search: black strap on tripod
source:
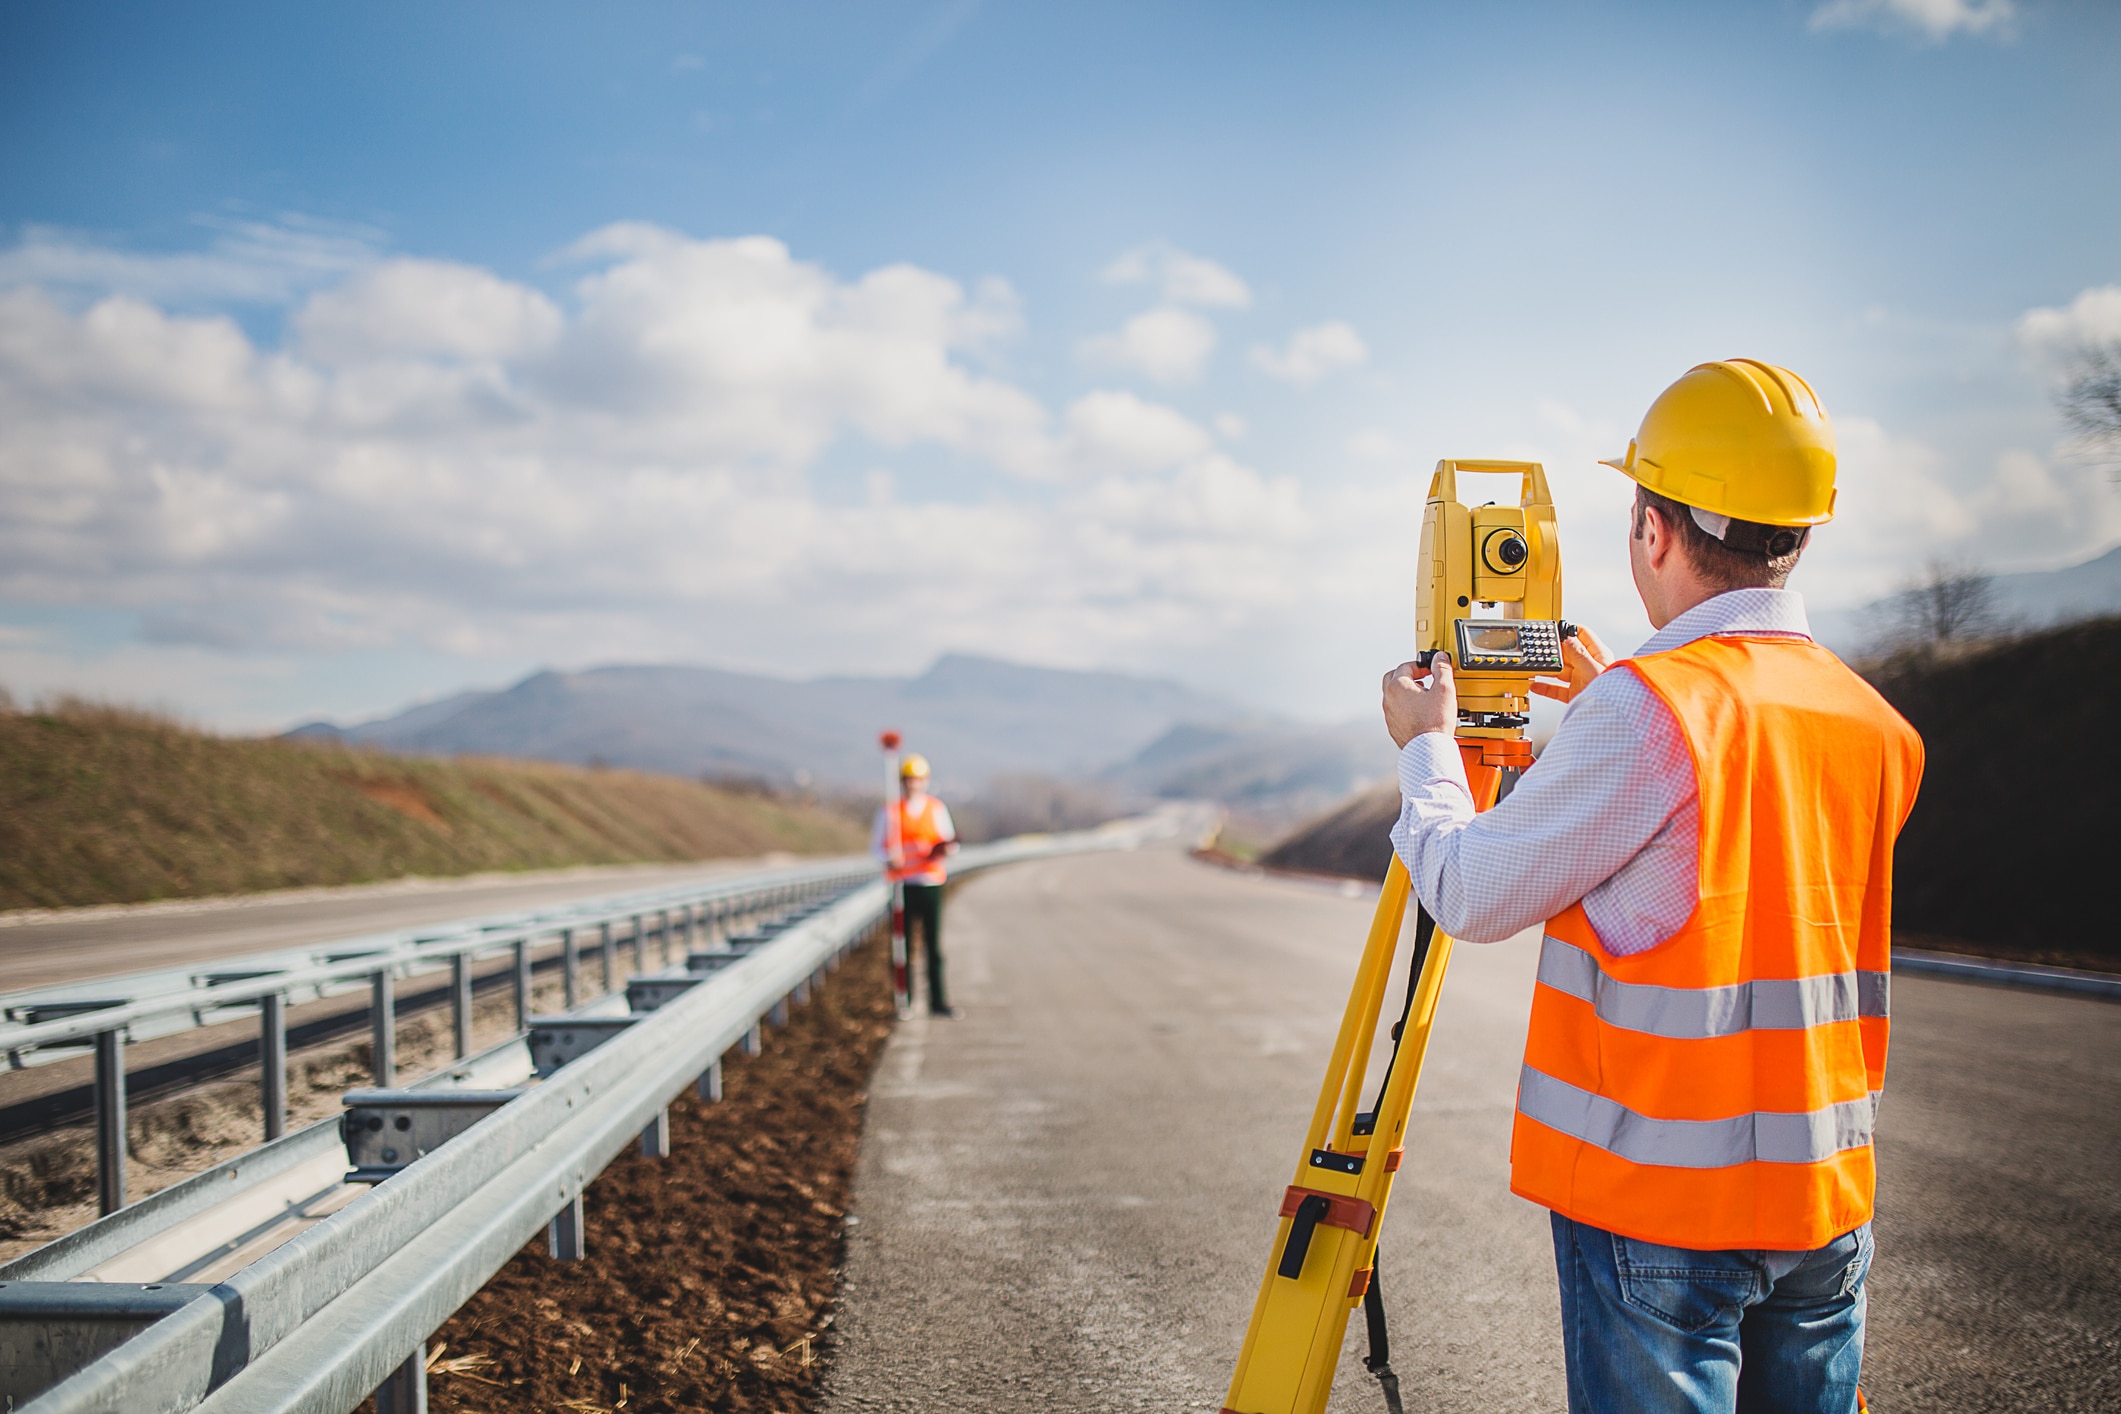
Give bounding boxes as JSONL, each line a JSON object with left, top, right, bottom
{"left": 1354, "top": 903, "right": 1436, "bottom": 1136}
{"left": 1350, "top": 903, "right": 1432, "bottom": 1414}
{"left": 1363, "top": 1244, "right": 1405, "bottom": 1413}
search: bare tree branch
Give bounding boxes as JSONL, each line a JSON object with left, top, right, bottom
{"left": 1884, "top": 560, "right": 1998, "bottom": 652}
{"left": 2059, "top": 340, "right": 2121, "bottom": 446}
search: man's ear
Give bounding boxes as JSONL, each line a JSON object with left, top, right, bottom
{"left": 1637, "top": 502, "right": 1675, "bottom": 571}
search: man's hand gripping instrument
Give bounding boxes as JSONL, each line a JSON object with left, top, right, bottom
{"left": 1221, "top": 461, "right": 1565, "bottom": 1414}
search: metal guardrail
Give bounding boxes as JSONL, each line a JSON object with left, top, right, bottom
{"left": 2, "top": 819, "right": 1169, "bottom": 1413}
{"left": 0, "top": 857, "right": 883, "bottom": 1217}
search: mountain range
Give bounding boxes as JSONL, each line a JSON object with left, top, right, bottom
{"left": 289, "top": 654, "right": 1398, "bottom": 812}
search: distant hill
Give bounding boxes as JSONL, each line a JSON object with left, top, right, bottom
{"left": 1812, "top": 543, "right": 2121, "bottom": 655}
{"left": 1106, "top": 719, "right": 1397, "bottom": 828}
{"left": 1, "top": 702, "right": 864, "bottom": 910}
{"left": 1255, "top": 614, "right": 2121, "bottom": 973}
{"left": 293, "top": 654, "right": 1246, "bottom": 792}
{"left": 1868, "top": 614, "right": 2120, "bottom": 971}
{"left": 1258, "top": 782, "right": 1400, "bottom": 881}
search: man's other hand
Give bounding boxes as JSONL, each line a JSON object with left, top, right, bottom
{"left": 1383, "top": 654, "right": 1456, "bottom": 748}
{"left": 1530, "top": 626, "right": 1613, "bottom": 705}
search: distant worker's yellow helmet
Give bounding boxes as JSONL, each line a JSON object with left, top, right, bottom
{"left": 1603, "top": 359, "right": 1837, "bottom": 527}
{"left": 899, "top": 754, "right": 931, "bottom": 780}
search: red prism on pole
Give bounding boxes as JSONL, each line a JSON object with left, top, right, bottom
{"left": 878, "top": 730, "right": 911, "bottom": 1016}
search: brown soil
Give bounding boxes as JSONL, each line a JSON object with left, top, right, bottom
{"left": 409, "top": 929, "right": 896, "bottom": 1414}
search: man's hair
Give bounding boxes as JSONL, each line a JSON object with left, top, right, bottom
{"left": 1632, "top": 486, "right": 1807, "bottom": 591}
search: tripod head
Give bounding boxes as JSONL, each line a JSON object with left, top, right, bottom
{"left": 1414, "top": 459, "right": 1567, "bottom": 739}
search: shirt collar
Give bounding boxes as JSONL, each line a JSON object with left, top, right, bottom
{"left": 1632, "top": 587, "right": 1811, "bottom": 658}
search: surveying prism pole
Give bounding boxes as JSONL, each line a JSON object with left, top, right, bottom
{"left": 1224, "top": 459, "right": 1564, "bottom": 1414}
{"left": 879, "top": 729, "right": 911, "bottom": 1015}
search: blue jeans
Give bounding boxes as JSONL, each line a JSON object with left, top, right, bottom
{"left": 1550, "top": 1212, "right": 1871, "bottom": 1414}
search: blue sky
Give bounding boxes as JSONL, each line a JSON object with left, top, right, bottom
{"left": 1, "top": 0, "right": 2117, "bottom": 729}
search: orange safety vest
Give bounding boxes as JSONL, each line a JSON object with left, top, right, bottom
{"left": 1510, "top": 635, "right": 1924, "bottom": 1251}
{"left": 888, "top": 795, "right": 952, "bottom": 884}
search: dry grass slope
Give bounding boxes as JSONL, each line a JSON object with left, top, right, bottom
{"left": 0, "top": 701, "right": 865, "bottom": 911}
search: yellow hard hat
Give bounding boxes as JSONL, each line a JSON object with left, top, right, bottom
{"left": 1602, "top": 359, "right": 1837, "bottom": 527}
{"left": 899, "top": 753, "right": 931, "bottom": 780}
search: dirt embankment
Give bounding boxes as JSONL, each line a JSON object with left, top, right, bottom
{"left": 408, "top": 931, "right": 898, "bottom": 1414}
{"left": 1866, "top": 614, "right": 2121, "bottom": 973}
{"left": 1256, "top": 615, "right": 2121, "bottom": 974}
{"left": 0, "top": 701, "right": 865, "bottom": 911}
{"left": 1257, "top": 782, "right": 1400, "bottom": 882}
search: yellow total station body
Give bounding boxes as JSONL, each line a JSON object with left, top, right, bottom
{"left": 1222, "top": 461, "right": 1563, "bottom": 1414}
{"left": 1414, "top": 459, "right": 1566, "bottom": 731}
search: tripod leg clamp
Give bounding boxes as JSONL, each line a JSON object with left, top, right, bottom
{"left": 1274, "top": 1185, "right": 1377, "bottom": 1280}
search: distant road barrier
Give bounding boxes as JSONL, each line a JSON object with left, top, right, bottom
{"left": 1893, "top": 946, "right": 2121, "bottom": 1001}
{"left": 0, "top": 817, "right": 1172, "bottom": 1413}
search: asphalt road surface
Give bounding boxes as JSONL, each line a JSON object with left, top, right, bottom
{"left": 0, "top": 858, "right": 808, "bottom": 993}
{"left": 822, "top": 847, "right": 2120, "bottom": 1413}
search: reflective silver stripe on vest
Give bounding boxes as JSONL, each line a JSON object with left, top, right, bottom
{"left": 1537, "top": 936, "right": 1890, "bottom": 1040}
{"left": 1518, "top": 1065, "right": 1880, "bottom": 1169}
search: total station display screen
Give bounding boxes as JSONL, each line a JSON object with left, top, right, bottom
{"left": 1465, "top": 624, "right": 1524, "bottom": 654}
{"left": 1453, "top": 618, "right": 1566, "bottom": 672}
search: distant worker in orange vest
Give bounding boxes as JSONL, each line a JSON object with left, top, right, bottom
{"left": 1381, "top": 361, "right": 1923, "bottom": 1414}
{"left": 874, "top": 753, "right": 961, "bottom": 1018}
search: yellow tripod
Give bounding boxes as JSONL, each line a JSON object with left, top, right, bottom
{"left": 1220, "top": 730, "right": 1526, "bottom": 1414}
{"left": 1226, "top": 458, "right": 1562, "bottom": 1412}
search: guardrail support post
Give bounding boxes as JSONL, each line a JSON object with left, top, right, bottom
{"left": 631, "top": 914, "right": 646, "bottom": 973}
{"left": 639, "top": 1107, "right": 670, "bottom": 1158}
{"left": 93, "top": 1028, "right": 127, "bottom": 1215}
{"left": 371, "top": 969, "right": 396, "bottom": 1085}
{"left": 562, "top": 927, "right": 579, "bottom": 1009}
{"left": 549, "top": 1192, "right": 585, "bottom": 1261}
{"left": 742, "top": 1022, "right": 763, "bottom": 1057}
{"left": 697, "top": 1059, "right": 723, "bottom": 1102}
{"left": 450, "top": 953, "right": 472, "bottom": 1060}
{"left": 261, "top": 991, "right": 287, "bottom": 1141}
{"left": 659, "top": 908, "right": 673, "bottom": 965}
{"left": 769, "top": 997, "right": 789, "bottom": 1028}
{"left": 794, "top": 976, "right": 812, "bottom": 1007}
{"left": 599, "top": 921, "right": 615, "bottom": 993}
{"left": 513, "top": 938, "right": 532, "bottom": 1028}
{"left": 374, "top": 1343, "right": 428, "bottom": 1414}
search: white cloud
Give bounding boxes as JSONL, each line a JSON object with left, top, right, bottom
{"left": 1213, "top": 412, "right": 1247, "bottom": 442}
{"left": 1808, "top": 0, "right": 2014, "bottom": 41}
{"left": 1062, "top": 391, "right": 1213, "bottom": 474}
{"left": 1099, "top": 243, "right": 1251, "bottom": 309}
{"left": 0, "top": 225, "right": 1378, "bottom": 714}
{"left": 1800, "top": 417, "right": 2121, "bottom": 605}
{"left": 2015, "top": 285, "right": 2121, "bottom": 376}
{"left": 295, "top": 260, "right": 563, "bottom": 364}
{"left": 0, "top": 217, "right": 379, "bottom": 306}
{"left": 1251, "top": 321, "right": 1367, "bottom": 386}
{"left": 1078, "top": 306, "right": 1218, "bottom": 384}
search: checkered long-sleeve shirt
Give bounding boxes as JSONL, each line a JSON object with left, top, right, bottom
{"left": 1388, "top": 589, "right": 1814, "bottom": 954}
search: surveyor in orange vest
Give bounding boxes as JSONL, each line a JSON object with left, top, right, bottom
{"left": 1381, "top": 361, "right": 1923, "bottom": 1414}
{"left": 873, "top": 753, "right": 960, "bottom": 1018}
